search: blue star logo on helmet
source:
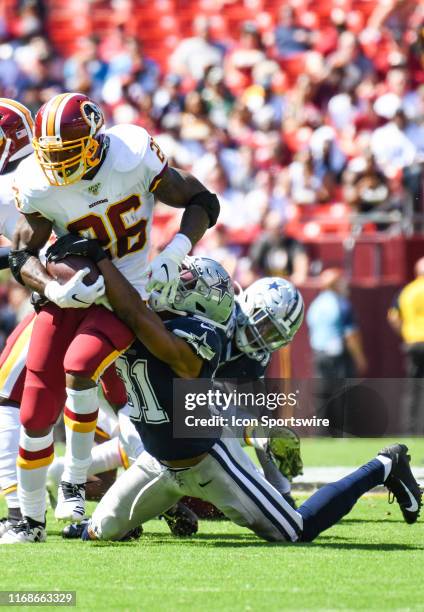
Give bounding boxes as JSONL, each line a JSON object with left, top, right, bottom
{"left": 268, "top": 281, "right": 280, "bottom": 291}
{"left": 210, "top": 270, "right": 232, "bottom": 304}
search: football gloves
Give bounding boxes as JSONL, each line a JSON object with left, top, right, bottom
{"left": 44, "top": 268, "right": 105, "bottom": 309}
{"left": 143, "top": 233, "right": 192, "bottom": 302}
{"left": 46, "top": 234, "right": 107, "bottom": 264}
{"left": 267, "top": 427, "right": 303, "bottom": 481}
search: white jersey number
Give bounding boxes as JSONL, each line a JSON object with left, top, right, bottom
{"left": 67, "top": 195, "right": 147, "bottom": 259}
{"left": 116, "top": 358, "right": 169, "bottom": 425}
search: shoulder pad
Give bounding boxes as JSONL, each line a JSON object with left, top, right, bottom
{"left": 167, "top": 318, "right": 221, "bottom": 362}
{"left": 106, "top": 124, "right": 150, "bottom": 173}
{"left": 14, "top": 154, "right": 51, "bottom": 200}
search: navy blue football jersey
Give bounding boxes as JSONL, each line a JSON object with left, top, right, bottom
{"left": 217, "top": 302, "right": 270, "bottom": 380}
{"left": 217, "top": 338, "right": 269, "bottom": 379}
{"left": 115, "top": 316, "right": 225, "bottom": 461}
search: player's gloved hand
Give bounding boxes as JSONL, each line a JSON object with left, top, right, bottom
{"left": 46, "top": 234, "right": 107, "bottom": 264}
{"left": 143, "top": 233, "right": 192, "bottom": 302}
{"left": 44, "top": 268, "right": 105, "bottom": 309}
{"left": 267, "top": 427, "right": 303, "bottom": 481}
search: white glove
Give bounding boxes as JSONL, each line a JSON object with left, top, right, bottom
{"left": 144, "top": 233, "right": 192, "bottom": 302}
{"left": 44, "top": 268, "right": 105, "bottom": 309}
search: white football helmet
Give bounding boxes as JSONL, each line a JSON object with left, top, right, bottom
{"left": 149, "top": 256, "right": 235, "bottom": 330}
{"left": 236, "top": 277, "right": 304, "bottom": 361}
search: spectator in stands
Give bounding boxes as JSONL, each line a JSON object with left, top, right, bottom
{"left": 306, "top": 269, "right": 367, "bottom": 435}
{"left": 180, "top": 91, "right": 214, "bottom": 151}
{"left": 200, "top": 66, "right": 234, "bottom": 130}
{"left": 63, "top": 36, "right": 108, "bottom": 97}
{"left": 169, "top": 16, "right": 224, "bottom": 81}
{"left": 371, "top": 100, "right": 418, "bottom": 176}
{"left": 249, "top": 210, "right": 309, "bottom": 285}
{"left": 326, "top": 31, "right": 374, "bottom": 90}
{"left": 225, "top": 22, "right": 266, "bottom": 89}
{"left": 153, "top": 74, "right": 184, "bottom": 123}
{"left": 343, "top": 152, "right": 391, "bottom": 214}
{"left": 372, "top": 100, "right": 423, "bottom": 211}
{"left": 388, "top": 257, "right": 424, "bottom": 433}
{"left": 287, "top": 148, "right": 332, "bottom": 206}
{"left": 310, "top": 125, "right": 346, "bottom": 182}
{"left": 273, "top": 6, "right": 313, "bottom": 59}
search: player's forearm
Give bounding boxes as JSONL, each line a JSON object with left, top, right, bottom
{"left": 179, "top": 205, "right": 210, "bottom": 247}
{"left": 10, "top": 213, "right": 53, "bottom": 290}
{"left": 98, "top": 259, "right": 178, "bottom": 360}
{"left": 154, "top": 167, "right": 220, "bottom": 246}
{"left": 20, "top": 256, "right": 53, "bottom": 293}
{"left": 98, "top": 258, "right": 201, "bottom": 377}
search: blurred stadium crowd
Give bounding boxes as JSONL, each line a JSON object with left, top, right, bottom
{"left": 0, "top": 0, "right": 423, "bottom": 348}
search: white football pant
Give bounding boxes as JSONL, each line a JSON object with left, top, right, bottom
{"left": 90, "top": 436, "right": 302, "bottom": 542}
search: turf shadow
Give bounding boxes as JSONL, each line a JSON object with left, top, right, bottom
{"left": 304, "top": 541, "right": 424, "bottom": 552}
{"left": 340, "top": 518, "right": 407, "bottom": 524}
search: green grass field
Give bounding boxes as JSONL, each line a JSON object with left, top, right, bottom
{"left": 1, "top": 438, "right": 424, "bottom": 611}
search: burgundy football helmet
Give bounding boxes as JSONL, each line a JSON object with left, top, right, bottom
{"left": 0, "top": 98, "right": 33, "bottom": 174}
{"left": 33, "top": 92, "right": 105, "bottom": 186}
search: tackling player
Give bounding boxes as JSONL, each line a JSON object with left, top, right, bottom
{"left": 206, "top": 278, "right": 304, "bottom": 506}
{"left": 8, "top": 92, "right": 220, "bottom": 538}
{"left": 46, "top": 246, "right": 421, "bottom": 543}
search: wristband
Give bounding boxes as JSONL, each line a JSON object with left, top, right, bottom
{"left": 165, "top": 233, "right": 192, "bottom": 262}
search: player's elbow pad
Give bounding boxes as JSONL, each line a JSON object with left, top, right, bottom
{"left": 0, "top": 246, "right": 11, "bottom": 271}
{"left": 187, "top": 191, "right": 220, "bottom": 228}
{"left": 8, "top": 248, "right": 37, "bottom": 285}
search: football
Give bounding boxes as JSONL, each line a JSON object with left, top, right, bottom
{"left": 46, "top": 255, "right": 100, "bottom": 287}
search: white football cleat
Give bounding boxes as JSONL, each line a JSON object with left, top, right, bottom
{"left": 46, "top": 459, "right": 64, "bottom": 509}
{"left": 55, "top": 481, "right": 86, "bottom": 522}
{"left": 0, "top": 520, "right": 46, "bottom": 544}
{"left": 0, "top": 518, "right": 12, "bottom": 538}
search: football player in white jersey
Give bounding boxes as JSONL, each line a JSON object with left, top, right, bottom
{"left": 0, "top": 98, "right": 36, "bottom": 536}
{"left": 7, "top": 92, "right": 220, "bottom": 541}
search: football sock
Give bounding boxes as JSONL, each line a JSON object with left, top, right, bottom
{"left": 376, "top": 454, "right": 392, "bottom": 481}
{"left": 17, "top": 429, "right": 53, "bottom": 524}
{"left": 255, "top": 448, "right": 291, "bottom": 495}
{"left": 298, "top": 458, "right": 385, "bottom": 542}
{"left": 62, "top": 387, "right": 98, "bottom": 485}
{"left": 90, "top": 437, "right": 123, "bottom": 473}
{"left": 0, "top": 404, "right": 20, "bottom": 511}
{"left": 50, "top": 438, "right": 124, "bottom": 484}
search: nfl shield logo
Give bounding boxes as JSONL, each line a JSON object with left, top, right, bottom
{"left": 88, "top": 182, "right": 101, "bottom": 196}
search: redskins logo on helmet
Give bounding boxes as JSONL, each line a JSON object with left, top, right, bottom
{"left": 0, "top": 98, "right": 34, "bottom": 174}
{"left": 33, "top": 92, "right": 106, "bottom": 187}
{"left": 80, "top": 101, "right": 104, "bottom": 132}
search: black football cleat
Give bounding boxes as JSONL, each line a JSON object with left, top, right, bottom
{"left": 62, "top": 518, "right": 143, "bottom": 541}
{"left": 62, "top": 518, "right": 89, "bottom": 539}
{"left": 160, "top": 502, "right": 198, "bottom": 536}
{"left": 378, "top": 443, "right": 422, "bottom": 524}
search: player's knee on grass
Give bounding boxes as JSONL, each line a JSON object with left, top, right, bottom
{"left": 91, "top": 506, "right": 130, "bottom": 541}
